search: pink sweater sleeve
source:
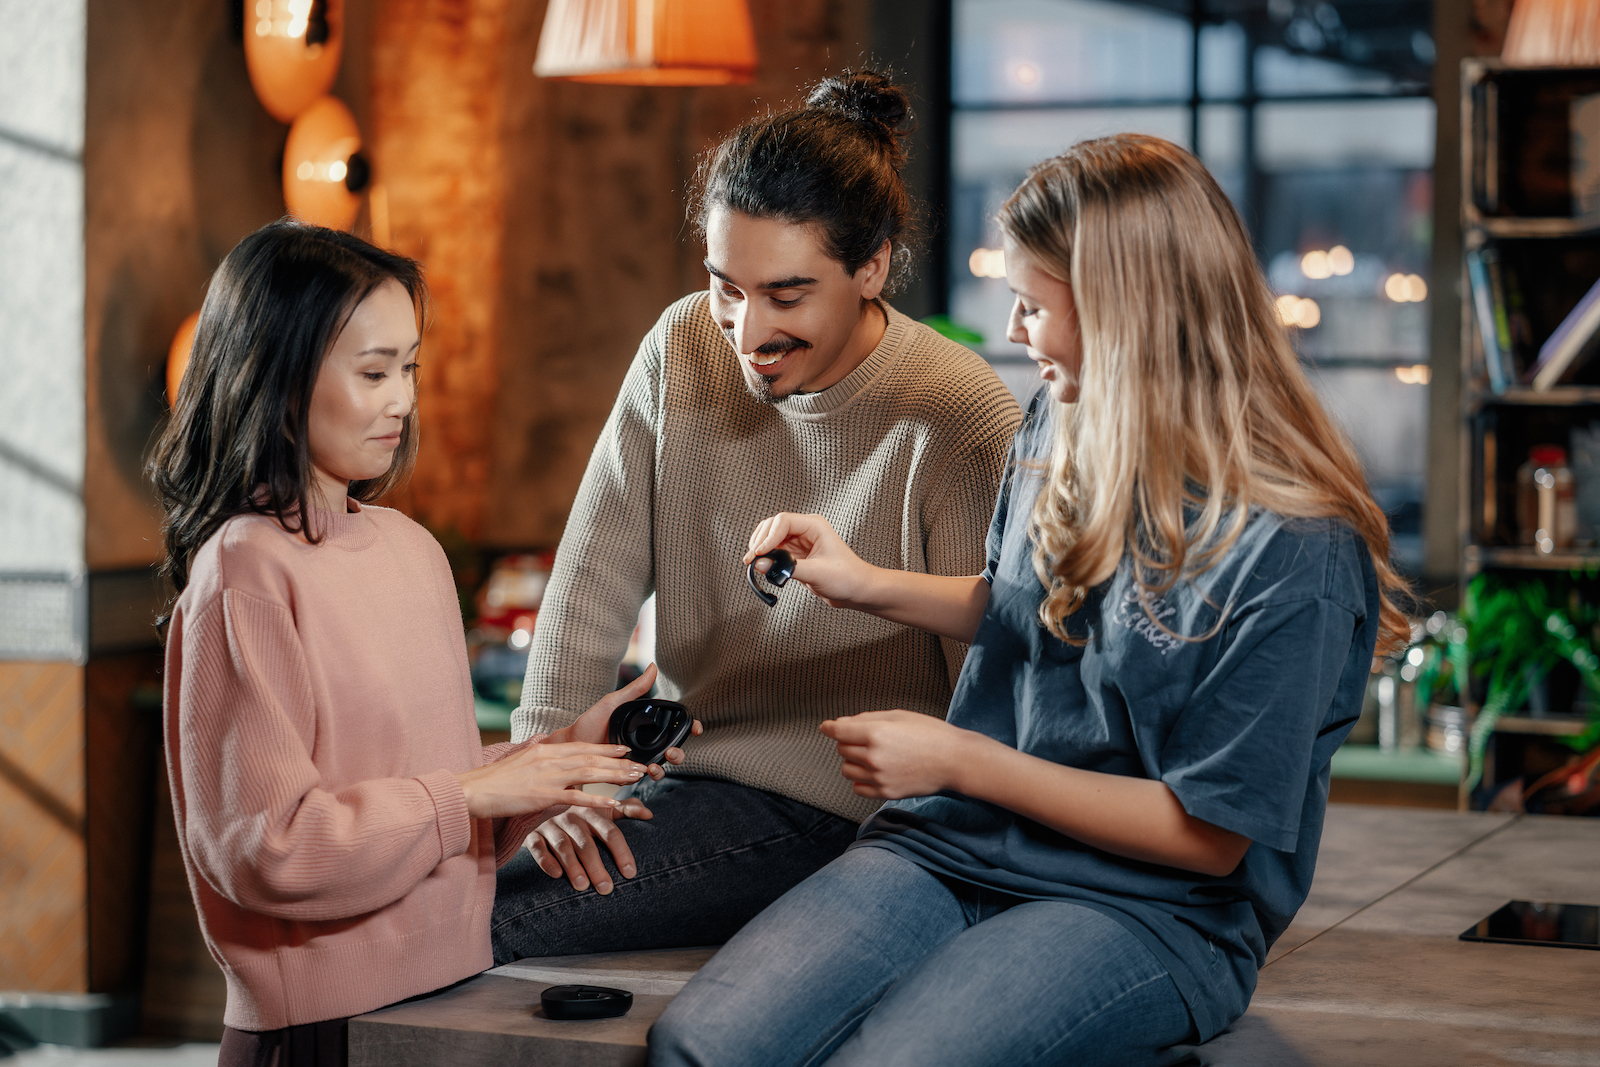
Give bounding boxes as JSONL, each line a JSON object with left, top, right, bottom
{"left": 481, "top": 738, "right": 566, "bottom": 868}
{"left": 176, "top": 590, "right": 473, "bottom": 922}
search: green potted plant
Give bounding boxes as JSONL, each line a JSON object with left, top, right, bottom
{"left": 1454, "top": 575, "right": 1600, "bottom": 792}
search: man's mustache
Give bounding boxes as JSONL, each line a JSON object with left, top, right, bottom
{"left": 725, "top": 330, "right": 812, "bottom": 357}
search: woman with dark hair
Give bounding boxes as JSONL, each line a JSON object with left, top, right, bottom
{"left": 150, "top": 220, "right": 688, "bottom": 1066}
{"left": 651, "top": 136, "right": 1410, "bottom": 1065}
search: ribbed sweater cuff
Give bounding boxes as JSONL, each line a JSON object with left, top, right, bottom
{"left": 416, "top": 769, "right": 471, "bottom": 861}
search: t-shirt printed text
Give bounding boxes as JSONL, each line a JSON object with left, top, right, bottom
{"left": 1113, "top": 585, "right": 1185, "bottom": 654}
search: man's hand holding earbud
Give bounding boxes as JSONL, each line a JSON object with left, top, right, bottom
{"left": 548, "top": 664, "right": 702, "bottom": 781}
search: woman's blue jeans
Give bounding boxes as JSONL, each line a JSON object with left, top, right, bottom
{"left": 649, "top": 846, "right": 1199, "bottom": 1067}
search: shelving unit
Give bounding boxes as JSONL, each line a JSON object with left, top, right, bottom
{"left": 1463, "top": 545, "right": 1600, "bottom": 573}
{"left": 1455, "top": 59, "right": 1600, "bottom": 806}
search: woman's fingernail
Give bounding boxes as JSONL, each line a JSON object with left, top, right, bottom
{"left": 628, "top": 769, "right": 643, "bottom": 778}
{"left": 597, "top": 881, "right": 612, "bottom": 894}
{"left": 622, "top": 866, "right": 635, "bottom": 877}
{"left": 574, "top": 878, "right": 589, "bottom": 889}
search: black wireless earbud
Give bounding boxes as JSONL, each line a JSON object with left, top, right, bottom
{"left": 608, "top": 698, "right": 693, "bottom": 766}
{"left": 747, "top": 549, "right": 796, "bottom": 607}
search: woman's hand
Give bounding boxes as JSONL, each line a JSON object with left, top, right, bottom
{"left": 819, "top": 710, "right": 982, "bottom": 800}
{"left": 455, "top": 741, "right": 647, "bottom": 820}
{"left": 744, "top": 513, "right": 877, "bottom": 609}
{"left": 744, "top": 514, "right": 991, "bottom": 643}
{"left": 826, "top": 713, "right": 1253, "bottom": 879}
{"left": 553, "top": 664, "right": 703, "bottom": 780}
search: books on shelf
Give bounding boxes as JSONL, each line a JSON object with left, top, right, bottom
{"left": 1468, "top": 248, "right": 1512, "bottom": 392}
{"left": 1467, "top": 248, "right": 1531, "bottom": 391}
{"left": 1530, "top": 272, "right": 1600, "bottom": 390}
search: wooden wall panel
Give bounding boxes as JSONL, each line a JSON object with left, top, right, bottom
{"left": 0, "top": 662, "right": 87, "bottom": 993}
{"left": 85, "top": 653, "right": 160, "bottom": 993}
{"left": 140, "top": 759, "right": 226, "bottom": 1040}
{"left": 369, "top": 0, "right": 512, "bottom": 540}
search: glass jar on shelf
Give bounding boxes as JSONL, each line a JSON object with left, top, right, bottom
{"left": 1516, "top": 445, "right": 1576, "bottom": 553}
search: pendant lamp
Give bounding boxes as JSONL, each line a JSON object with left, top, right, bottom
{"left": 245, "top": 0, "right": 345, "bottom": 123}
{"left": 283, "top": 96, "right": 370, "bottom": 231}
{"left": 166, "top": 310, "right": 200, "bottom": 407}
{"left": 1503, "top": 0, "right": 1600, "bottom": 65}
{"left": 534, "top": 0, "right": 758, "bottom": 85}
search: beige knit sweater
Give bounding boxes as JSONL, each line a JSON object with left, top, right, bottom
{"left": 514, "top": 292, "right": 1022, "bottom": 822}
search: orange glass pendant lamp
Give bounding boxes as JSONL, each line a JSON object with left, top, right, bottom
{"left": 533, "top": 0, "right": 758, "bottom": 85}
{"left": 283, "top": 96, "right": 370, "bottom": 231}
{"left": 166, "top": 310, "right": 201, "bottom": 407}
{"left": 1503, "top": 0, "right": 1600, "bottom": 64}
{"left": 245, "top": 0, "right": 344, "bottom": 123}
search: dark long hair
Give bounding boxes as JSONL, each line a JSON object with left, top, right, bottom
{"left": 148, "top": 219, "right": 426, "bottom": 599}
{"left": 693, "top": 70, "right": 921, "bottom": 293}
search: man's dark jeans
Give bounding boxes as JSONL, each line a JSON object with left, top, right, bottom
{"left": 490, "top": 775, "right": 860, "bottom": 963}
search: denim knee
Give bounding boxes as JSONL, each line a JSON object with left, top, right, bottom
{"left": 646, "top": 990, "right": 707, "bottom": 1067}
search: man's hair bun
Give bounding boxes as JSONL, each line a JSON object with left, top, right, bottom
{"left": 805, "top": 70, "right": 914, "bottom": 160}
{"left": 694, "top": 68, "right": 923, "bottom": 295}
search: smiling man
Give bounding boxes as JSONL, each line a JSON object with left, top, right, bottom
{"left": 491, "top": 72, "right": 1022, "bottom": 961}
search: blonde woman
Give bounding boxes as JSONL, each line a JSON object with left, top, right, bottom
{"left": 649, "top": 135, "right": 1409, "bottom": 1067}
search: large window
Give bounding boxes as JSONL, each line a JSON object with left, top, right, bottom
{"left": 949, "top": 0, "right": 1435, "bottom": 572}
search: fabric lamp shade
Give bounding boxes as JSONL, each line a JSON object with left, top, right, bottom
{"left": 167, "top": 310, "right": 201, "bottom": 407}
{"left": 283, "top": 96, "right": 369, "bottom": 231}
{"left": 534, "top": 0, "right": 757, "bottom": 85}
{"left": 1503, "top": 0, "right": 1600, "bottom": 64}
{"left": 245, "top": 0, "right": 344, "bottom": 123}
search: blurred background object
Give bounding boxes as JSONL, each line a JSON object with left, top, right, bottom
{"left": 244, "top": 0, "right": 345, "bottom": 122}
{"left": 282, "top": 95, "right": 368, "bottom": 229}
{"left": 1502, "top": 0, "right": 1600, "bottom": 65}
{"left": 949, "top": 0, "right": 1437, "bottom": 577}
{"left": 165, "top": 310, "right": 199, "bottom": 407}
{"left": 469, "top": 551, "right": 552, "bottom": 706}
{"left": 534, "top": 0, "right": 758, "bottom": 85}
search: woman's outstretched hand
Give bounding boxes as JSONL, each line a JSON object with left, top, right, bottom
{"left": 744, "top": 512, "right": 875, "bottom": 609}
{"left": 454, "top": 741, "right": 646, "bottom": 820}
{"left": 461, "top": 665, "right": 704, "bottom": 819}
{"left": 820, "top": 710, "right": 977, "bottom": 800}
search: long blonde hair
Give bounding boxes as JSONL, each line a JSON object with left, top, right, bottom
{"left": 998, "top": 134, "right": 1409, "bottom": 655}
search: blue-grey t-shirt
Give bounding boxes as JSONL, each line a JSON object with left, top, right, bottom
{"left": 854, "top": 392, "right": 1379, "bottom": 1041}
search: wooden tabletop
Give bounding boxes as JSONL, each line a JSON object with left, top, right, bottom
{"left": 1194, "top": 809, "right": 1600, "bottom": 1066}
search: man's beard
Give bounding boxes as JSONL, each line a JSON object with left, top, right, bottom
{"left": 730, "top": 333, "right": 811, "bottom": 405}
{"left": 745, "top": 375, "right": 782, "bottom": 404}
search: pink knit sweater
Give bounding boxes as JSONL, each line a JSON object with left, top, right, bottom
{"left": 162, "top": 500, "right": 546, "bottom": 1031}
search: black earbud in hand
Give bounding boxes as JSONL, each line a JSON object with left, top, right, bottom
{"left": 747, "top": 549, "right": 796, "bottom": 607}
